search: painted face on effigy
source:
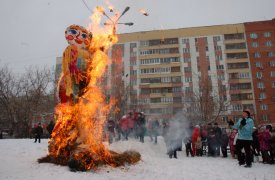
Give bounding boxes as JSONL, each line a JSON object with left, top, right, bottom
{"left": 65, "top": 25, "right": 91, "bottom": 49}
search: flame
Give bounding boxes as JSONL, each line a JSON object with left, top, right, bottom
{"left": 47, "top": 6, "right": 121, "bottom": 171}
{"left": 139, "top": 9, "right": 149, "bottom": 16}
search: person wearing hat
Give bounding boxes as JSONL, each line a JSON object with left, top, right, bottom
{"left": 34, "top": 123, "right": 43, "bottom": 143}
{"left": 233, "top": 109, "right": 254, "bottom": 167}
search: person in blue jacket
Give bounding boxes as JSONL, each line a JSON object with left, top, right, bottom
{"left": 234, "top": 110, "right": 254, "bottom": 168}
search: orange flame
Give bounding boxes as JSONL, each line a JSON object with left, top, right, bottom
{"left": 48, "top": 5, "right": 119, "bottom": 171}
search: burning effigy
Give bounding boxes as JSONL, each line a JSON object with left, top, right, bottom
{"left": 38, "top": 7, "right": 140, "bottom": 171}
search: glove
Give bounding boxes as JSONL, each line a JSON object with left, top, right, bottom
{"left": 240, "top": 118, "right": 246, "bottom": 126}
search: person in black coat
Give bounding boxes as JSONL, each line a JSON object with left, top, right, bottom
{"left": 220, "top": 128, "right": 229, "bottom": 157}
{"left": 137, "top": 112, "right": 146, "bottom": 143}
{"left": 47, "top": 120, "right": 55, "bottom": 138}
{"left": 214, "top": 123, "right": 222, "bottom": 156}
{"left": 34, "top": 123, "right": 43, "bottom": 143}
{"left": 152, "top": 119, "right": 160, "bottom": 144}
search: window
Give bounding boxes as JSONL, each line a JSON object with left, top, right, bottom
{"left": 256, "top": 72, "right": 263, "bottom": 79}
{"left": 233, "top": 104, "right": 243, "bottom": 111}
{"left": 171, "top": 66, "right": 181, "bottom": 72}
{"left": 215, "top": 46, "right": 222, "bottom": 51}
{"left": 272, "top": 82, "right": 275, "bottom": 88}
{"left": 260, "top": 104, "right": 268, "bottom": 110}
{"left": 183, "top": 57, "right": 191, "bottom": 63}
{"left": 271, "top": 71, "right": 275, "bottom": 77}
{"left": 130, "top": 60, "right": 136, "bottom": 66}
{"left": 216, "top": 55, "right": 223, "bottom": 61}
{"left": 224, "top": 33, "right": 244, "bottom": 40}
{"left": 182, "top": 38, "right": 189, "bottom": 43}
{"left": 161, "top": 77, "right": 171, "bottom": 83}
{"left": 130, "top": 70, "right": 137, "bottom": 75}
{"left": 257, "top": 82, "right": 265, "bottom": 89}
{"left": 255, "top": 62, "right": 263, "bottom": 68}
{"left": 265, "top": 41, "right": 272, "bottom": 47}
{"left": 227, "top": 52, "right": 248, "bottom": 59}
{"left": 184, "top": 67, "right": 192, "bottom": 73}
{"left": 140, "top": 98, "right": 150, "bottom": 104}
{"left": 171, "top": 76, "right": 181, "bottom": 83}
{"left": 254, "top": 52, "right": 261, "bottom": 58}
{"left": 140, "top": 40, "right": 149, "bottom": 46}
{"left": 250, "top": 33, "right": 258, "bottom": 39}
{"left": 130, "top": 43, "right": 137, "bottom": 48}
{"left": 183, "top": 48, "right": 190, "bottom": 53}
{"left": 269, "top": 61, "right": 275, "bottom": 67}
{"left": 151, "top": 98, "right": 161, "bottom": 103}
{"left": 172, "top": 87, "right": 182, "bottom": 93}
{"left": 213, "top": 36, "right": 221, "bottom": 41}
{"left": 262, "top": 114, "right": 269, "bottom": 121}
{"left": 205, "top": 46, "right": 209, "bottom": 51}
{"left": 185, "top": 87, "right": 192, "bottom": 93}
{"left": 239, "top": 72, "right": 250, "bottom": 79}
{"left": 259, "top": 92, "right": 266, "bottom": 100}
{"left": 206, "top": 56, "right": 210, "bottom": 61}
{"left": 251, "top": 42, "right": 259, "bottom": 48}
{"left": 130, "top": 80, "right": 137, "bottom": 86}
{"left": 267, "top": 52, "right": 275, "bottom": 57}
{"left": 216, "top": 65, "right": 224, "bottom": 70}
{"left": 185, "top": 77, "right": 192, "bottom": 82}
{"left": 217, "top": 74, "right": 225, "bottom": 81}
{"left": 264, "top": 32, "right": 272, "bottom": 37}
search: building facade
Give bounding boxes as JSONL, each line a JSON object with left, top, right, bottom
{"left": 55, "top": 19, "right": 275, "bottom": 126}
{"left": 245, "top": 19, "right": 275, "bottom": 126}
{"left": 108, "top": 22, "right": 262, "bottom": 125}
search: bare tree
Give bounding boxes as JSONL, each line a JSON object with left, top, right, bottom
{"left": 184, "top": 76, "right": 230, "bottom": 125}
{"left": 0, "top": 65, "right": 55, "bottom": 138}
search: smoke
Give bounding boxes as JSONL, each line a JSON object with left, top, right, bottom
{"left": 162, "top": 111, "right": 192, "bottom": 153}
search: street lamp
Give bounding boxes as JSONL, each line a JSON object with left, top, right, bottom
{"left": 101, "top": 6, "right": 134, "bottom": 34}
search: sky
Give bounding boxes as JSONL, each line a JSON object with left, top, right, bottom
{"left": 0, "top": 0, "right": 275, "bottom": 74}
{"left": 1, "top": 138, "right": 275, "bottom": 179}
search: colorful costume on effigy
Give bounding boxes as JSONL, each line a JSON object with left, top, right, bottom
{"left": 59, "top": 25, "right": 92, "bottom": 103}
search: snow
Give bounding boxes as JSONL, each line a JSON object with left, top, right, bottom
{"left": 0, "top": 137, "right": 274, "bottom": 180}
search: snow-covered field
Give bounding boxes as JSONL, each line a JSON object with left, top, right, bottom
{"left": 0, "top": 137, "right": 274, "bottom": 180}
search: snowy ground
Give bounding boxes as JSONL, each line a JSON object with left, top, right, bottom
{"left": 0, "top": 137, "right": 274, "bottom": 180}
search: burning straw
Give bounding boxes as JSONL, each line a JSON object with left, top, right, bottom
{"left": 38, "top": 6, "right": 141, "bottom": 171}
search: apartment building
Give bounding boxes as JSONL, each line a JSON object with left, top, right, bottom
{"left": 245, "top": 19, "right": 275, "bottom": 126}
{"left": 55, "top": 19, "right": 274, "bottom": 126}
{"left": 109, "top": 23, "right": 257, "bottom": 124}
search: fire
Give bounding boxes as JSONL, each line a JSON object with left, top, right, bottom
{"left": 139, "top": 8, "right": 149, "bottom": 16}
{"left": 38, "top": 6, "right": 140, "bottom": 171}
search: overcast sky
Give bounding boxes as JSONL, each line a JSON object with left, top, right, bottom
{"left": 0, "top": 0, "right": 275, "bottom": 74}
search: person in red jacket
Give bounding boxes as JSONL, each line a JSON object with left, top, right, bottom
{"left": 127, "top": 112, "right": 135, "bottom": 136}
{"left": 119, "top": 115, "right": 129, "bottom": 140}
{"left": 192, "top": 125, "right": 202, "bottom": 156}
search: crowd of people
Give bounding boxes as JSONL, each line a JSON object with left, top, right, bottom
{"left": 105, "top": 112, "right": 159, "bottom": 144}
{"left": 105, "top": 110, "right": 275, "bottom": 168}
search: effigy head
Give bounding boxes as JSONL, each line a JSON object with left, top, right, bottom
{"left": 65, "top": 25, "right": 92, "bottom": 49}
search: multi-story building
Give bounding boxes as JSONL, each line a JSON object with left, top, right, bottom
{"left": 109, "top": 23, "right": 258, "bottom": 125}
{"left": 56, "top": 19, "right": 275, "bottom": 126}
{"left": 245, "top": 19, "right": 275, "bottom": 126}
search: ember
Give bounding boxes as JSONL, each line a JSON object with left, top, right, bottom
{"left": 38, "top": 6, "right": 141, "bottom": 171}
{"left": 140, "top": 9, "right": 149, "bottom": 16}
